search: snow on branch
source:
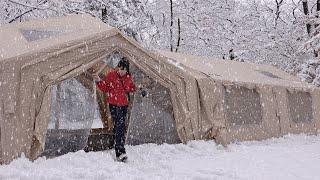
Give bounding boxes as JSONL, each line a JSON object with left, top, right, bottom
{"left": 6, "top": 0, "right": 60, "bottom": 23}
{"left": 8, "top": 0, "right": 52, "bottom": 11}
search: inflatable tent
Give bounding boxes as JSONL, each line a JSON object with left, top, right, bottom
{"left": 0, "top": 14, "right": 319, "bottom": 164}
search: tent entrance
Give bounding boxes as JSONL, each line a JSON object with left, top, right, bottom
{"left": 88, "top": 51, "right": 181, "bottom": 146}
{"left": 126, "top": 63, "right": 181, "bottom": 145}
{"left": 42, "top": 52, "right": 181, "bottom": 158}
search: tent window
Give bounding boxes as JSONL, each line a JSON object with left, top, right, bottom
{"left": 257, "top": 70, "right": 281, "bottom": 79}
{"left": 20, "top": 29, "right": 63, "bottom": 42}
{"left": 224, "top": 86, "right": 262, "bottom": 126}
{"left": 288, "top": 91, "right": 313, "bottom": 123}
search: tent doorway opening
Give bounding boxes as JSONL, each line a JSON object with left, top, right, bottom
{"left": 41, "top": 52, "right": 180, "bottom": 158}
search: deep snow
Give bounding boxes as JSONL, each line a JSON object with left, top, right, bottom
{"left": 1, "top": 134, "right": 320, "bottom": 180}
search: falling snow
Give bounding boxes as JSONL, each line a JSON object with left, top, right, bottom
{"left": 1, "top": 0, "right": 320, "bottom": 179}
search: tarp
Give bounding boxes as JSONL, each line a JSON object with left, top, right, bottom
{"left": 0, "top": 14, "right": 319, "bottom": 164}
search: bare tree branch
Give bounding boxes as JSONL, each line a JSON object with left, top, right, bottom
{"left": 8, "top": 0, "right": 50, "bottom": 11}
{"left": 275, "top": 0, "right": 284, "bottom": 26}
{"left": 170, "top": 0, "right": 173, "bottom": 52}
{"left": 303, "top": 0, "right": 312, "bottom": 36}
{"left": 175, "top": 18, "right": 181, "bottom": 52}
{"left": 7, "top": 0, "right": 51, "bottom": 23}
{"left": 7, "top": 9, "right": 34, "bottom": 23}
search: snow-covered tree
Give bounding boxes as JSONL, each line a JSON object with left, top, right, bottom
{"left": 1, "top": 0, "right": 320, "bottom": 86}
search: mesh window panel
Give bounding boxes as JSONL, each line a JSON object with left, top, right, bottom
{"left": 288, "top": 91, "right": 313, "bottom": 123}
{"left": 43, "top": 78, "right": 96, "bottom": 157}
{"left": 257, "top": 70, "right": 281, "bottom": 79}
{"left": 224, "top": 86, "right": 262, "bottom": 126}
{"left": 126, "top": 64, "right": 181, "bottom": 145}
{"left": 20, "top": 29, "right": 63, "bottom": 42}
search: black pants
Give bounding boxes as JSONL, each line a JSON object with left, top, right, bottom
{"left": 109, "top": 104, "right": 128, "bottom": 157}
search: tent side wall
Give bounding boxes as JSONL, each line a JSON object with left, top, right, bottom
{"left": 212, "top": 82, "right": 281, "bottom": 145}
{"left": 190, "top": 76, "right": 282, "bottom": 145}
{"left": 210, "top": 82, "right": 320, "bottom": 145}
{"left": 0, "top": 60, "right": 26, "bottom": 164}
{"left": 161, "top": 48, "right": 320, "bottom": 145}
{"left": 277, "top": 88, "right": 320, "bottom": 135}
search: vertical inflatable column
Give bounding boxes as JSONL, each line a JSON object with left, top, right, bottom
{"left": 312, "top": 89, "right": 320, "bottom": 133}
{"left": 0, "top": 108, "right": 2, "bottom": 164}
{"left": 0, "top": 68, "right": 2, "bottom": 164}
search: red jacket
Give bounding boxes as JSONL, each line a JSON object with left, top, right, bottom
{"left": 96, "top": 70, "right": 136, "bottom": 106}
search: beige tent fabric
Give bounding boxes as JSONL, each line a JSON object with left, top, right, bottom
{"left": 158, "top": 50, "right": 320, "bottom": 144}
{"left": 0, "top": 14, "right": 319, "bottom": 164}
{"left": 0, "top": 14, "right": 113, "bottom": 61}
{"left": 276, "top": 88, "right": 320, "bottom": 135}
{"left": 157, "top": 50, "right": 313, "bottom": 88}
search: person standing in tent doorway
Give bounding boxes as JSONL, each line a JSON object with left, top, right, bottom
{"left": 93, "top": 57, "right": 136, "bottom": 162}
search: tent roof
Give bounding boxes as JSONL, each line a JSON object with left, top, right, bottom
{"left": 158, "top": 50, "right": 313, "bottom": 89}
{"left": 0, "top": 14, "right": 115, "bottom": 61}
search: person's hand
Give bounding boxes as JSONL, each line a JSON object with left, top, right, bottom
{"left": 91, "top": 61, "right": 106, "bottom": 74}
{"left": 92, "top": 73, "right": 101, "bottom": 82}
{"left": 137, "top": 84, "right": 143, "bottom": 89}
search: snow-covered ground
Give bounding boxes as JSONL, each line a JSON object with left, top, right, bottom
{"left": 1, "top": 134, "right": 320, "bottom": 180}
